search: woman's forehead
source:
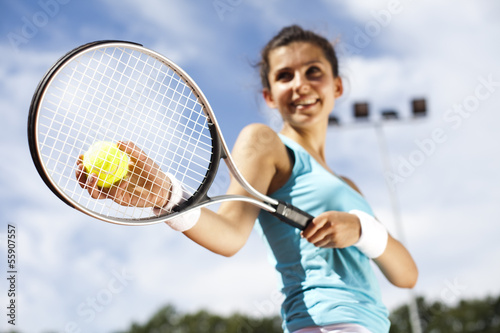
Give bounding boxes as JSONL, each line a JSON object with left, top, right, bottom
{"left": 268, "top": 42, "right": 328, "bottom": 71}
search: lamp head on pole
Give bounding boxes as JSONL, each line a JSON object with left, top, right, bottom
{"left": 412, "top": 98, "right": 427, "bottom": 118}
{"left": 328, "top": 115, "right": 340, "bottom": 126}
{"left": 381, "top": 110, "right": 399, "bottom": 120}
{"left": 353, "top": 102, "right": 369, "bottom": 120}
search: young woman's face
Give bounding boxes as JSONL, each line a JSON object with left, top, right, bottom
{"left": 263, "top": 42, "right": 343, "bottom": 128}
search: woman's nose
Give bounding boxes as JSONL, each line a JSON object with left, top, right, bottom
{"left": 292, "top": 73, "right": 311, "bottom": 94}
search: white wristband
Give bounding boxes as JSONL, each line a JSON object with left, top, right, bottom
{"left": 153, "top": 173, "right": 201, "bottom": 232}
{"left": 350, "top": 209, "right": 388, "bottom": 259}
{"left": 165, "top": 208, "right": 201, "bottom": 232}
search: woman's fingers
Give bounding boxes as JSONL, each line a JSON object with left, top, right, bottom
{"left": 75, "top": 156, "right": 87, "bottom": 189}
{"left": 76, "top": 155, "right": 107, "bottom": 199}
{"left": 302, "top": 213, "right": 328, "bottom": 240}
{"left": 75, "top": 141, "right": 169, "bottom": 208}
{"left": 119, "top": 141, "right": 165, "bottom": 182}
{"left": 301, "top": 211, "right": 361, "bottom": 249}
{"left": 86, "top": 173, "right": 110, "bottom": 200}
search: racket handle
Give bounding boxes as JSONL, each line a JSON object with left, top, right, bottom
{"left": 272, "top": 200, "right": 313, "bottom": 230}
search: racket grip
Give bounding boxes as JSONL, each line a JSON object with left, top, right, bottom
{"left": 272, "top": 200, "right": 313, "bottom": 230}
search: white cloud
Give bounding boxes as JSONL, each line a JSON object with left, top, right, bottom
{"left": 97, "top": 0, "right": 213, "bottom": 65}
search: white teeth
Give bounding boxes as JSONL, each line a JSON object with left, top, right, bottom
{"left": 294, "top": 99, "right": 317, "bottom": 106}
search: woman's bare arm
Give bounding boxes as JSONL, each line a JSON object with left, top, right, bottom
{"left": 183, "top": 124, "right": 291, "bottom": 257}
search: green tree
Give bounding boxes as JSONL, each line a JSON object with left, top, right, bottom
{"left": 125, "top": 304, "right": 180, "bottom": 333}
{"left": 389, "top": 294, "right": 500, "bottom": 333}
{"left": 122, "top": 304, "right": 282, "bottom": 333}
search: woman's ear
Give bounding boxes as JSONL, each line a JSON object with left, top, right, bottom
{"left": 334, "top": 76, "right": 344, "bottom": 98}
{"left": 262, "top": 88, "right": 276, "bottom": 109}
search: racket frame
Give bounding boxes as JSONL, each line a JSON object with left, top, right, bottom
{"left": 28, "top": 41, "right": 313, "bottom": 229}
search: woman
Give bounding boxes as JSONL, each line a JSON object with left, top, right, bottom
{"left": 77, "top": 25, "right": 418, "bottom": 333}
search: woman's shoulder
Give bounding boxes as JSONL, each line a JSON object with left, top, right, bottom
{"left": 234, "top": 124, "right": 293, "bottom": 194}
{"left": 235, "top": 123, "right": 285, "bottom": 155}
{"left": 238, "top": 123, "right": 279, "bottom": 140}
{"left": 233, "top": 123, "right": 290, "bottom": 165}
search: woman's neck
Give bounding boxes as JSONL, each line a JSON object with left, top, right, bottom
{"left": 280, "top": 122, "right": 328, "bottom": 164}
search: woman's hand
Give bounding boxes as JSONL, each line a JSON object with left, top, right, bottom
{"left": 301, "top": 211, "right": 361, "bottom": 248}
{"left": 303, "top": 210, "right": 419, "bottom": 288}
{"left": 75, "top": 141, "right": 171, "bottom": 208}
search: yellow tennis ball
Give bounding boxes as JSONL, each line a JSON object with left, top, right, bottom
{"left": 83, "top": 141, "right": 130, "bottom": 188}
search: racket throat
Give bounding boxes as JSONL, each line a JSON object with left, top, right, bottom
{"left": 271, "top": 200, "right": 313, "bottom": 230}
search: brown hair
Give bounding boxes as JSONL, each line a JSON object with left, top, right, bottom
{"left": 258, "top": 25, "right": 339, "bottom": 91}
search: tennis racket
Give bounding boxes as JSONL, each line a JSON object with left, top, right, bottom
{"left": 28, "top": 40, "right": 313, "bottom": 229}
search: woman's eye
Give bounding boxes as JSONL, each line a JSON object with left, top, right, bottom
{"left": 307, "top": 66, "right": 322, "bottom": 77}
{"left": 276, "top": 72, "right": 293, "bottom": 82}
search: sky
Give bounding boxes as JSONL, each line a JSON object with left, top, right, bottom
{"left": 1, "top": 0, "right": 500, "bottom": 332}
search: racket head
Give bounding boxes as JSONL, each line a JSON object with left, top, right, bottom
{"left": 28, "top": 41, "right": 223, "bottom": 225}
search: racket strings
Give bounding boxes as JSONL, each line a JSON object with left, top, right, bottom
{"left": 43, "top": 51, "right": 212, "bottom": 158}
{"left": 36, "top": 44, "right": 215, "bottom": 220}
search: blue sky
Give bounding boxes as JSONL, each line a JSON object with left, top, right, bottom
{"left": 1, "top": 1, "right": 500, "bottom": 332}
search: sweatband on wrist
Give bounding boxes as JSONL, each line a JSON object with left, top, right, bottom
{"left": 165, "top": 208, "right": 201, "bottom": 232}
{"left": 350, "top": 209, "right": 388, "bottom": 259}
{"left": 153, "top": 173, "right": 201, "bottom": 232}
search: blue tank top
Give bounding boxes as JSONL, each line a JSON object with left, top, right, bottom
{"left": 255, "top": 135, "right": 390, "bottom": 333}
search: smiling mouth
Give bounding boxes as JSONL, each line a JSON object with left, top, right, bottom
{"left": 292, "top": 98, "right": 318, "bottom": 109}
